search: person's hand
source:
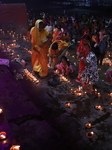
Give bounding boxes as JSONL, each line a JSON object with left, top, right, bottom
{"left": 33, "top": 47, "right": 37, "bottom": 51}
{"left": 54, "top": 70, "right": 59, "bottom": 74}
{"left": 80, "top": 57, "right": 84, "bottom": 60}
{"left": 52, "top": 55, "right": 57, "bottom": 58}
{"left": 39, "top": 42, "right": 46, "bottom": 48}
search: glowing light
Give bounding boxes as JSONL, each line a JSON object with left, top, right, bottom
{"left": 86, "top": 131, "right": 94, "bottom": 138}
{"left": 0, "top": 132, "right": 7, "bottom": 140}
{"left": 10, "top": 145, "right": 20, "bottom": 150}
{"left": 85, "top": 123, "right": 92, "bottom": 128}
{"left": 0, "top": 108, "right": 3, "bottom": 114}
{"left": 65, "top": 102, "right": 70, "bottom": 107}
{"left": 23, "top": 69, "right": 39, "bottom": 83}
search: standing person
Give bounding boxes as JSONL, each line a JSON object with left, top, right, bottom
{"left": 76, "top": 35, "right": 91, "bottom": 83}
{"left": 98, "top": 35, "right": 108, "bottom": 66}
{"left": 30, "top": 19, "right": 52, "bottom": 77}
{"left": 80, "top": 48, "right": 99, "bottom": 94}
{"left": 91, "top": 33, "right": 100, "bottom": 65}
{"left": 45, "top": 22, "right": 53, "bottom": 34}
{"left": 99, "top": 29, "right": 106, "bottom": 41}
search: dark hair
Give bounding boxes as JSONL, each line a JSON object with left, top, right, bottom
{"left": 61, "top": 56, "right": 70, "bottom": 66}
{"left": 39, "top": 21, "right": 45, "bottom": 28}
{"left": 51, "top": 42, "right": 58, "bottom": 50}
{"left": 82, "top": 34, "right": 91, "bottom": 41}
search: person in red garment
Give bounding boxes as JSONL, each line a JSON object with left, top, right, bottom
{"left": 76, "top": 34, "right": 91, "bottom": 83}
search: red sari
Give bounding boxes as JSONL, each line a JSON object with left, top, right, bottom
{"left": 76, "top": 39, "right": 90, "bottom": 81}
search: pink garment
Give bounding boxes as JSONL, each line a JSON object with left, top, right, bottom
{"left": 56, "top": 62, "right": 73, "bottom": 75}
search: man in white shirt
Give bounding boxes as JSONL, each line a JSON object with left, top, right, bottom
{"left": 45, "top": 22, "right": 53, "bottom": 34}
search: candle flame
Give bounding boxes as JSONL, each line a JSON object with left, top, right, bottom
{"left": 10, "top": 145, "right": 20, "bottom": 150}
{"left": 85, "top": 123, "right": 92, "bottom": 128}
{"left": 65, "top": 103, "right": 70, "bottom": 107}
{"left": 0, "top": 108, "right": 3, "bottom": 113}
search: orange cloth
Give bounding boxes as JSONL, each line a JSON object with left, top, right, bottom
{"left": 92, "top": 35, "right": 99, "bottom": 43}
{"left": 30, "top": 19, "right": 49, "bottom": 77}
{"left": 49, "top": 40, "right": 68, "bottom": 67}
{"left": 49, "top": 40, "right": 68, "bottom": 56}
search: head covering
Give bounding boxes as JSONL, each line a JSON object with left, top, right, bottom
{"left": 35, "top": 19, "right": 44, "bottom": 46}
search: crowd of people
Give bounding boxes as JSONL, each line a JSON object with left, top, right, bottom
{"left": 28, "top": 12, "right": 112, "bottom": 94}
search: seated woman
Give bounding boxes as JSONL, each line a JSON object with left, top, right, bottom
{"left": 48, "top": 40, "right": 68, "bottom": 68}
{"left": 55, "top": 56, "right": 74, "bottom": 76}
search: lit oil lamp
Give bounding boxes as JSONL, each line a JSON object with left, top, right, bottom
{"left": 84, "top": 91, "right": 87, "bottom": 94}
{"left": 13, "top": 43, "right": 16, "bottom": 46}
{"left": 95, "top": 105, "right": 102, "bottom": 110}
{"left": 77, "top": 93, "right": 82, "bottom": 96}
{"left": 85, "top": 123, "right": 92, "bottom": 128}
{"left": 74, "top": 90, "right": 76, "bottom": 94}
{"left": 110, "top": 93, "right": 112, "bottom": 97}
{"left": 10, "top": 145, "right": 20, "bottom": 150}
{"left": 70, "top": 88, "right": 75, "bottom": 94}
{"left": 0, "top": 108, "right": 3, "bottom": 114}
{"left": 10, "top": 52, "right": 14, "bottom": 56}
{"left": 86, "top": 131, "right": 94, "bottom": 138}
{"left": 65, "top": 102, "right": 70, "bottom": 107}
{"left": 0, "top": 132, "right": 7, "bottom": 140}
{"left": 94, "top": 88, "right": 97, "bottom": 94}
{"left": 23, "top": 69, "right": 39, "bottom": 83}
{"left": 97, "top": 92, "right": 101, "bottom": 97}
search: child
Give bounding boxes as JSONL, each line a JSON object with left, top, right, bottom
{"left": 106, "top": 63, "right": 112, "bottom": 85}
{"left": 55, "top": 56, "right": 73, "bottom": 76}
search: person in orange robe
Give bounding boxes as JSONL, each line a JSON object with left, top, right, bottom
{"left": 30, "top": 19, "right": 52, "bottom": 77}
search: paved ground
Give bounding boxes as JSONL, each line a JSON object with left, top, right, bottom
{"left": 0, "top": 13, "right": 112, "bottom": 149}
{"left": 0, "top": 47, "right": 85, "bottom": 150}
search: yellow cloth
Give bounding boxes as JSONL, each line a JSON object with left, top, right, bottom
{"left": 49, "top": 40, "right": 68, "bottom": 56}
{"left": 48, "top": 40, "right": 68, "bottom": 67}
{"left": 30, "top": 19, "right": 49, "bottom": 77}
